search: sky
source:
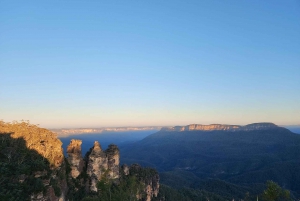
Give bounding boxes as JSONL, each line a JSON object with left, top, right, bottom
{"left": 1, "top": 0, "right": 300, "bottom": 128}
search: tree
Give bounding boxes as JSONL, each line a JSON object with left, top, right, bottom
{"left": 262, "top": 180, "right": 291, "bottom": 201}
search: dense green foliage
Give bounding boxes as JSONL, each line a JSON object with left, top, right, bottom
{"left": 155, "top": 181, "right": 292, "bottom": 201}
{"left": 262, "top": 180, "right": 291, "bottom": 201}
{"left": 0, "top": 133, "right": 50, "bottom": 200}
{"left": 121, "top": 127, "right": 300, "bottom": 199}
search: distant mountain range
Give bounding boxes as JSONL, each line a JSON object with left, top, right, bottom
{"left": 161, "top": 122, "right": 278, "bottom": 132}
{"left": 50, "top": 123, "right": 299, "bottom": 136}
{"left": 120, "top": 122, "right": 300, "bottom": 200}
{"left": 51, "top": 126, "right": 162, "bottom": 136}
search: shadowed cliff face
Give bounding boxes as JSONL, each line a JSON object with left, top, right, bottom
{"left": 161, "top": 123, "right": 278, "bottom": 132}
{"left": 0, "top": 132, "right": 67, "bottom": 201}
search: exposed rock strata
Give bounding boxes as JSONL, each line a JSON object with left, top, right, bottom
{"left": 66, "top": 139, "right": 84, "bottom": 178}
{"left": 106, "top": 144, "right": 120, "bottom": 179}
{"left": 86, "top": 141, "right": 120, "bottom": 192}
{"left": 162, "top": 123, "right": 278, "bottom": 132}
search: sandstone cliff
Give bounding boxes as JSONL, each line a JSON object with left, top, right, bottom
{"left": 0, "top": 121, "right": 67, "bottom": 201}
{"left": 106, "top": 144, "right": 120, "bottom": 180}
{"left": 66, "top": 139, "right": 84, "bottom": 178}
{"left": 85, "top": 141, "right": 120, "bottom": 192}
{"left": 161, "top": 123, "right": 278, "bottom": 132}
{"left": 0, "top": 121, "right": 64, "bottom": 168}
{"left": 86, "top": 141, "right": 109, "bottom": 192}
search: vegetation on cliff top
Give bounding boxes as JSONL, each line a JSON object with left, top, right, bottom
{"left": 0, "top": 121, "right": 64, "bottom": 167}
{"left": 0, "top": 121, "right": 67, "bottom": 201}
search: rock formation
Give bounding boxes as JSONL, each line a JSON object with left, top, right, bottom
{"left": 122, "top": 164, "right": 130, "bottom": 176}
{"left": 66, "top": 139, "right": 84, "bottom": 178}
{"left": 106, "top": 144, "right": 120, "bottom": 179}
{"left": 86, "top": 141, "right": 108, "bottom": 192}
{"left": 0, "top": 121, "right": 67, "bottom": 201}
{"left": 0, "top": 121, "right": 64, "bottom": 168}
{"left": 162, "top": 122, "right": 278, "bottom": 132}
{"left": 86, "top": 141, "right": 120, "bottom": 192}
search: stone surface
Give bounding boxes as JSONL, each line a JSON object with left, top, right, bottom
{"left": 105, "top": 144, "right": 120, "bottom": 179}
{"left": 67, "top": 139, "right": 84, "bottom": 178}
{"left": 0, "top": 121, "right": 64, "bottom": 168}
{"left": 86, "top": 141, "right": 109, "bottom": 192}
{"left": 122, "top": 164, "right": 130, "bottom": 176}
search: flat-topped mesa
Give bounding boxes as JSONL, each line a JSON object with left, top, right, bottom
{"left": 161, "top": 124, "right": 241, "bottom": 132}
{"left": 67, "top": 139, "right": 84, "bottom": 179}
{"left": 86, "top": 141, "right": 120, "bottom": 192}
{"left": 161, "top": 122, "right": 279, "bottom": 132}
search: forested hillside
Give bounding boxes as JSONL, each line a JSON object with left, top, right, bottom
{"left": 121, "top": 123, "right": 300, "bottom": 200}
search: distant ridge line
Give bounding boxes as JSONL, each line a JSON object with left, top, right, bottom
{"left": 161, "top": 122, "right": 279, "bottom": 132}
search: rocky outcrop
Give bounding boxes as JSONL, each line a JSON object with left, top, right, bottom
{"left": 86, "top": 141, "right": 108, "bottom": 192}
{"left": 161, "top": 123, "right": 278, "bottom": 132}
{"left": 0, "top": 121, "right": 67, "bottom": 201}
{"left": 122, "top": 164, "right": 130, "bottom": 176}
{"left": 66, "top": 139, "right": 84, "bottom": 178}
{"left": 106, "top": 144, "right": 120, "bottom": 179}
{"left": 0, "top": 121, "right": 64, "bottom": 168}
{"left": 86, "top": 141, "right": 120, "bottom": 192}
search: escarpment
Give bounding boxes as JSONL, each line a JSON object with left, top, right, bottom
{"left": 161, "top": 122, "right": 279, "bottom": 132}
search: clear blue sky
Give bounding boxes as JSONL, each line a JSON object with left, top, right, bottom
{"left": 1, "top": 0, "right": 299, "bottom": 128}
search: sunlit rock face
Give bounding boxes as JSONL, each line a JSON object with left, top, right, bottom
{"left": 86, "top": 141, "right": 120, "bottom": 192}
{"left": 66, "top": 139, "right": 84, "bottom": 178}
{"left": 0, "top": 121, "right": 64, "bottom": 168}
{"left": 162, "top": 123, "right": 279, "bottom": 132}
